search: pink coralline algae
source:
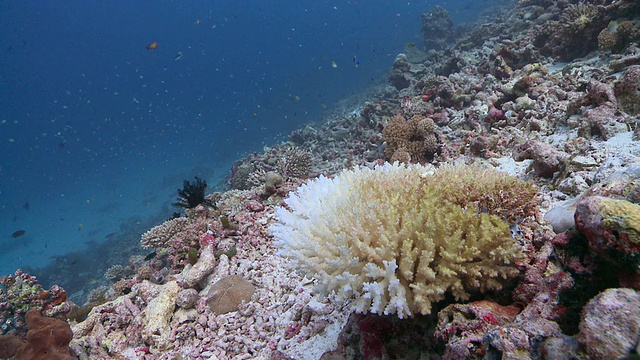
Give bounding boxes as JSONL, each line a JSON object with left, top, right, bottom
{"left": 8, "top": 0, "right": 640, "bottom": 358}
{"left": 0, "top": 270, "right": 71, "bottom": 338}
{"left": 614, "top": 65, "right": 640, "bottom": 115}
{"left": 578, "top": 288, "right": 640, "bottom": 359}
{"left": 436, "top": 300, "right": 520, "bottom": 359}
{"left": 574, "top": 195, "right": 640, "bottom": 259}
{"left": 514, "top": 140, "right": 570, "bottom": 178}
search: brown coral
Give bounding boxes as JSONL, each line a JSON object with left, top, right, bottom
{"left": 598, "top": 28, "right": 617, "bottom": 51}
{"left": 8, "top": 309, "right": 73, "bottom": 360}
{"left": 560, "top": 2, "right": 598, "bottom": 35}
{"left": 206, "top": 275, "right": 255, "bottom": 314}
{"left": 382, "top": 115, "right": 439, "bottom": 163}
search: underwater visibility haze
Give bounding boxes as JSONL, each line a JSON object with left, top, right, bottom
{"left": 0, "top": 0, "right": 477, "bottom": 279}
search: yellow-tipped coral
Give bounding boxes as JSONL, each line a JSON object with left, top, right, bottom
{"left": 270, "top": 162, "right": 538, "bottom": 318}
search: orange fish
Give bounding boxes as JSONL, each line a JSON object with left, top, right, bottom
{"left": 195, "top": 18, "right": 201, "bottom": 25}
{"left": 146, "top": 41, "right": 158, "bottom": 50}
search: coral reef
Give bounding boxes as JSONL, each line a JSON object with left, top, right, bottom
{"left": 614, "top": 65, "right": 640, "bottom": 115}
{"left": 13, "top": 0, "right": 640, "bottom": 357}
{"left": 1, "top": 309, "right": 73, "bottom": 360}
{"left": 278, "top": 146, "right": 313, "bottom": 179}
{"left": 578, "top": 288, "right": 640, "bottom": 359}
{"left": 515, "top": 140, "right": 569, "bottom": 178}
{"left": 0, "top": 270, "right": 70, "bottom": 339}
{"left": 140, "top": 217, "right": 190, "bottom": 250}
{"left": 421, "top": 5, "right": 455, "bottom": 52}
{"left": 381, "top": 114, "right": 439, "bottom": 163}
{"left": 575, "top": 195, "right": 640, "bottom": 259}
{"left": 271, "top": 162, "right": 537, "bottom": 318}
{"left": 206, "top": 275, "right": 255, "bottom": 315}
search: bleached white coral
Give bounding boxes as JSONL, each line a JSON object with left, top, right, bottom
{"left": 270, "top": 162, "right": 526, "bottom": 318}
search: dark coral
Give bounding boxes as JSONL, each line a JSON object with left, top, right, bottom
{"left": 382, "top": 115, "right": 439, "bottom": 163}
{"left": 614, "top": 65, "right": 640, "bottom": 115}
{"left": 421, "top": 5, "right": 455, "bottom": 52}
{"left": 173, "top": 177, "right": 213, "bottom": 209}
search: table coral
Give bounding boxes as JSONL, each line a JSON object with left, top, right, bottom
{"left": 140, "top": 217, "right": 190, "bottom": 249}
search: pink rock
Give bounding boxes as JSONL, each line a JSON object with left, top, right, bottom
{"left": 514, "top": 140, "right": 569, "bottom": 178}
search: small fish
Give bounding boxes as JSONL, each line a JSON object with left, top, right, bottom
{"left": 174, "top": 51, "right": 183, "bottom": 61}
{"left": 146, "top": 41, "right": 158, "bottom": 50}
{"left": 331, "top": 60, "right": 338, "bottom": 68}
{"left": 78, "top": 223, "right": 83, "bottom": 231}
{"left": 353, "top": 55, "right": 360, "bottom": 68}
{"left": 510, "top": 218, "right": 524, "bottom": 241}
{"left": 406, "top": 42, "right": 416, "bottom": 48}
{"left": 144, "top": 251, "right": 157, "bottom": 261}
{"left": 195, "top": 18, "right": 201, "bottom": 25}
{"left": 11, "top": 230, "right": 25, "bottom": 238}
{"left": 22, "top": 202, "right": 29, "bottom": 210}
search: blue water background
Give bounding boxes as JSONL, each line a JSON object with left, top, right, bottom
{"left": 0, "top": 1, "right": 493, "bottom": 282}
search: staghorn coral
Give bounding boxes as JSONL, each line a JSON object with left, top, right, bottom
{"left": 270, "top": 162, "right": 536, "bottom": 318}
{"left": 140, "top": 217, "right": 190, "bottom": 249}
{"left": 382, "top": 115, "right": 439, "bottom": 163}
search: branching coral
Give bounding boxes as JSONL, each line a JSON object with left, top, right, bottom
{"left": 271, "top": 162, "right": 537, "bottom": 318}
{"left": 278, "top": 146, "right": 313, "bottom": 178}
{"left": 140, "top": 217, "right": 190, "bottom": 249}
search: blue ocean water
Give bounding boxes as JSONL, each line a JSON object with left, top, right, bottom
{"left": 0, "top": 1, "right": 487, "bottom": 287}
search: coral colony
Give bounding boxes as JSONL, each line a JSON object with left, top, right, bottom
{"left": 3, "top": 1, "right": 640, "bottom": 359}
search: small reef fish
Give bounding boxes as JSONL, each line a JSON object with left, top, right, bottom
{"left": 353, "top": 55, "right": 360, "bottom": 68}
{"left": 331, "top": 60, "right": 338, "bottom": 68}
{"left": 11, "top": 230, "right": 25, "bottom": 238}
{"left": 22, "top": 202, "right": 29, "bottom": 210}
{"left": 146, "top": 41, "right": 158, "bottom": 50}
{"left": 174, "top": 52, "right": 183, "bottom": 61}
{"left": 510, "top": 218, "right": 524, "bottom": 243}
{"left": 195, "top": 18, "right": 201, "bottom": 25}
